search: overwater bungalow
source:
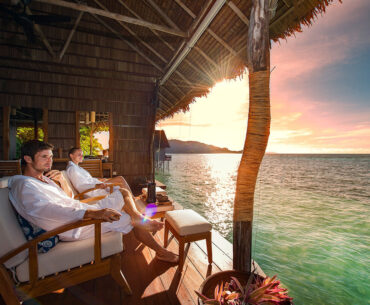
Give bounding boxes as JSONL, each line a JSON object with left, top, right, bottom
{"left": 0, "top": 0, "right": 337, "bottom": 304}
{"left": 154, "top": 130, "right": 171, "bottom": 170}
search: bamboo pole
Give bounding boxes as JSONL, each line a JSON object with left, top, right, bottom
{"left": 233, "top": 0, "right": 271, "bottom": 273}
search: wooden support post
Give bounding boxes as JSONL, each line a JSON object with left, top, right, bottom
{"left": 148, "top": 84, "right": 159, "bottom": 182}
{"left": 42, "top": 109, "right": 48, "bottom": 142}
{"left": 90, "top": 122, "right": 94, "bottom": 156}
{"left": 233, "top": 0, "right": 270, "bottom": 273}
{"left": 75, "top": 111, "right": 80, "bottom": 147}
{"left": 33, "top": 109, "right": 38, "bottom": 140}
{"left": 108, "top": 113, "right": 114, "bottom": 162}
{"left": 2, "top": 106, "right": 10, "bottom": 160}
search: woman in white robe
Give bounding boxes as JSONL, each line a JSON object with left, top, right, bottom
{"left": 66, "top": 148, "right": 131, "bottom": 198}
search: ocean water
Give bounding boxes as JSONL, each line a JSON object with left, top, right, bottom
{"left": 155, "top": 154, "right": 370, "bottom": 305}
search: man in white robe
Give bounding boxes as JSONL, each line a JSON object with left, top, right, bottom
{"left": 9, "top": 140, "right": 178, "bottom": 263}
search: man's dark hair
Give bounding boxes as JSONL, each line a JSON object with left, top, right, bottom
{"left": 21, "top": 140, "right": 54, "bottom": 162}
{"left": 68, "top": 147, "right": 81, "bottom": 159}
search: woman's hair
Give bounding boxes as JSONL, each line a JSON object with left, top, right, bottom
{"left": 21, "top": 140, "right": 54, "bottom": 162}
{"left": 68, "top": 147, "right": 81, "bottom": 159}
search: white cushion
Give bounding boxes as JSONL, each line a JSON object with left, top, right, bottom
{"left": 0, "top": 187, "right": 29, "bottom": 268}
{"left": 165, "top": 209, "right": 212, "bottom": 236}
{"left": 16, "top": 231, "right": 123, "bottom": 282}
{"left": 0, "top": 177, "right": 9, "bottom": 188}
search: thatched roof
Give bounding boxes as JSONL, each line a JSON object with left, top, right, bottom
{"left": 0, "top": 0, "right": 338, "bottom": 119}
{"left": 154, "top": 130, "right": 170, "bottom": 149}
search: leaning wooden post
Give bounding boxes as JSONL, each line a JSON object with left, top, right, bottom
{"left": 233, "top": 0, "right": 271, "bottom": 272}
{"left": 148, "top": 82, "right": 159, "bottom": 182}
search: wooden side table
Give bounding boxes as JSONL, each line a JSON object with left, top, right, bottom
{"left": 135, "top": 197, "right": 174, "bottom": 219}
{"left": 102, "top": 162, "right": 113, "bottom": 178}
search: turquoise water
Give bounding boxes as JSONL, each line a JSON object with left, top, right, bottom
{"left": 156, "top": 154, "right": 370, "bottom": 305}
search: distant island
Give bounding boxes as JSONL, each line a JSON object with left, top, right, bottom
{"left": 166, "top": 140, "right": 241, "bottom": 154}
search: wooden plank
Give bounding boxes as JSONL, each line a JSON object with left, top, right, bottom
{"left": 207, "top": 29, "right": 237, "bottom": 56}
{"left": 227, "top": 1, "right": 250, "bottom": 26}
{"left": 59, "top": 11, "right": 84, "bottom": 61}
{"left": 26, "top": 6, "right": 56, "bottom": 58}
{"left": 145, "top": 0, "right": 181, "bottom": 30}
{"left": 109, "top": 112, "right": 114, "bottom": 163}
{"left": 2, "top": 106, "right": 10, "bottom": 160}
{"left": 42, "top": 108, "right": 48, "bottom": 142}
{"left": 90, "top": 14, "right": 164, "bottom": 73}
{"left": 117, "top": 0, "right": 175, "bottom": 51}
{"left": 75, "top": 111, "right": 80, "bottom": 148}
{"left": 34, "top": 0, "right": 186, "bottom": 37}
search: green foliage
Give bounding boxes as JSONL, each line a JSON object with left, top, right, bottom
{"left": 16, "top": 127, "right": 44, "bottom": 158}
{"left": 79, "top": 124, "right": 108, "bottom": 156}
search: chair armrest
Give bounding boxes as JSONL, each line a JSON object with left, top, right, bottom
{"left": 74, "top": 187, "right": 103, "bottom": 199}
{"left": 0, "top": 218, "right": 107, "bottom": 285}
{"left": 74, "top": 183, "right": 121, "bottom": 200}
{"left": 80, "top": 195, "right": 107, "bottom": 204}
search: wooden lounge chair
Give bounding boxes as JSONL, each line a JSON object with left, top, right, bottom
{"left": 0, "top": 160, "right": 22, "bottom": 177}
{"left": 60, "top": 170, "right": 119, "bottom": 201}
{"left": 79, "top": 159, "right": 103, "bottom": 178}
{"left": 0, "top": 177, "right": 132, "bottom": 305}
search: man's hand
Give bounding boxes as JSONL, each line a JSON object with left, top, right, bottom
{"left": 45, "top": 170, "right": 64, "bottom": 184}
{"left": 95, "top": 183, "right": 107, "bottom": 189}
{"left": 83, "top": 208, "right": 121, "bottom": 223}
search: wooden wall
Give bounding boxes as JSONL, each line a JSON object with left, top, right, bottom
{"left": 0, "top": 5, "right": 161, "bottom": 186}
{"left": 0, "top": 107, "right": 3, "bottom": 159}
{"left": 48, "top": 110, "right": 76, "bottom": 157}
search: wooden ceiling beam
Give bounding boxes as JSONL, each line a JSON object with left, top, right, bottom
{"left": 59, "top": 11, "right": 84, "bottom": 61}
{"left": 174, "top": 0, "right": 196, "bottom": 18}
{"left": 145, "top": 0, "right": 181, "bottom": 31}
{"left": 93, "top": 0, "right": 196, "bottom": 99}
{"left": 184, "top": 58, "right": 215, "bottom": 85}
{"left": 160, "top": 0, "right": 226, "bottom": 85}
{"left": 34, "top": 0, "right": 187, "bottom": 37}
{"left": 270, "top": 5, "right": 293, "bottom": 28}
{"left": 161, "top": 85, "right": 183, "bottom": 103}
{"left": 227, "top": 2, "right": 250, "bottom": 27}
{"left": 90, "top": 14, "right": 163, "bottom": 72}
{"left": 158, "top": 93, "right": 173, "bottom": 108}
{"left": 173, "top": 0, "right": 237, "bottom": 75}
{"left": 25, "top": 7, "right": 55, "bottom": 58}
{"left": 194, "top": 46, "right": 218, "bottom": 68}
{"left": 93, "top": 0, "right": 167, "bottom": 63}
{"left": 168, "top": 80, "right": 187, "bottom": 95}
{"left": 117, "top": 0, "right": 175, "bottom": 51}
{"left": 207, "top": 29, "right": 237, "bottom": 56}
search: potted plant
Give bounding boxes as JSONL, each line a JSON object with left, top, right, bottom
{"left": 196, "top": 270, "right": 293, "bottom": 305}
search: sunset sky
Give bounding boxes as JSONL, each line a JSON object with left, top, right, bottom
{"left": 157, "top": 0, "right": 370, "bottom": 153}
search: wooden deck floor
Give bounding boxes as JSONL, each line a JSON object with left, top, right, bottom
{"left": 6, "top": 228, "right": 238, "bottom": 305}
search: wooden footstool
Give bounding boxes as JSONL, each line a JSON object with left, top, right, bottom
{"left": 164, "top": 209, "right": 212, "bottom": 271}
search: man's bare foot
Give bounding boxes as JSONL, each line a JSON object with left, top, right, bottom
{"left": 132, "top": 217, "right": 164, "bottom": 232}
{"left": 156, "top": 249, "right": 179, "bottom": 263}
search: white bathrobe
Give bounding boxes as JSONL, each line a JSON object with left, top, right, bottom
{"left": 66, "top": 161, "right": 104, "bottom": 196}
{"left": 8, "top": 175, "right": 133, "bottom": 241}
{"left": 66, "top": 161, "right": 122, "bottom": 198}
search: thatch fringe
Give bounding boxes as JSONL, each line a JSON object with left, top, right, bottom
{"left": 157, "top": 0, "right": 340, "bottom": 121}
